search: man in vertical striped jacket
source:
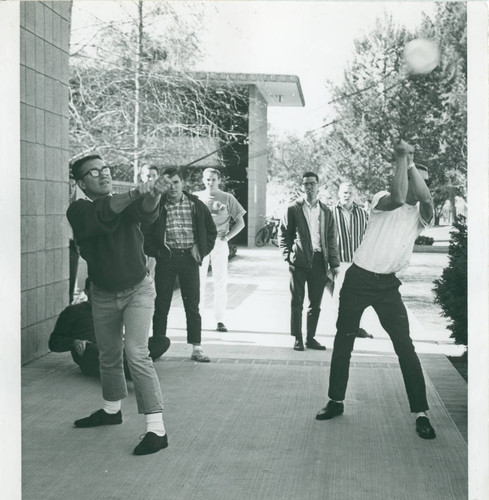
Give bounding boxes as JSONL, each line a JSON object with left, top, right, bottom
{"left": 333, "top": 182, "right": 369, "bottom": 264}
{"left": 332, "top": 182, "right": 371, "bottom": 338}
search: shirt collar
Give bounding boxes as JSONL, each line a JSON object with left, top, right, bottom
{"left": 304, "top": 198, "right": 319, "bottom": 209}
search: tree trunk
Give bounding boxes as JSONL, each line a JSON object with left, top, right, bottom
{"left": 448, "top": 188, "right": 457, "bottom": 225}
{"left": 133, "top": 1, "right": 143, "bottom": 184}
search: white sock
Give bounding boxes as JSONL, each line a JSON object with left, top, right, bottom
{"left": 145, "top": 412, "right": 166, "bottom": 436}
{"left": 192, "top": 344, "right": 202, "bottom": 352}
{"left": 415, "top": 412, "right": 427, "bottom": 419}
{"left": 103, "top": 399, "right": 121, "bottom": 414}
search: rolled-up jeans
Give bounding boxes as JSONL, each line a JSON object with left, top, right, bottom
{"left": 91, "top": 275, "right": 163, "bottom": 414}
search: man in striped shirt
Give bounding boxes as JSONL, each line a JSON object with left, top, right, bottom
{"left": 333, "top": 182, "right": 369, "bottom": 263}
{"left": 332, "top": 182, "right": 371, "bottom": 338}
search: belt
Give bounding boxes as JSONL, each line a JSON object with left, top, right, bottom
{"left": 351, "top": 263, "right": 395, "bottom": 279}
{"left": 169, "top": 248, "right": 192, "bottom": 255}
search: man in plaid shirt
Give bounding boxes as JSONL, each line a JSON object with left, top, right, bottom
{"left": 142, "top": 168, "right": 217, "bottom": 362}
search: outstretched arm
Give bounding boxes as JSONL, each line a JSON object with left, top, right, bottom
{"left": 376, "top": 140, "right": 412, "bottom": 212}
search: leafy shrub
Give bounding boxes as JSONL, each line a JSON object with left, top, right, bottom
{"left": 415, "top": 235, "right": 434, "bottom": 245}
{"left": 433, "top": 216, "right": 467, "bottom": 346}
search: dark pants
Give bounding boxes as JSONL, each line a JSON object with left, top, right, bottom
{"left": 289, "top": 252, "right": 327, "bottom": 341}
{"left": 328, "top": 264, "right": 428, "bottom": 413}
{"left": 153, "top": 250, "right": 201, "bottom": 344}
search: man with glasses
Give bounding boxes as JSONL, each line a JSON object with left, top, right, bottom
{"left": 316, "top": 141, "right": 437, "bottom": 441}
{"left": 67, "top": 154, "right": 171, "bottom": 456}
{"left": 278, "top": 172, "right": 340, "bottom": 351}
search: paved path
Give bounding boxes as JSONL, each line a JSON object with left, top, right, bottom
{"left": 22, "top": 247, "right": 467, "bottom": 499}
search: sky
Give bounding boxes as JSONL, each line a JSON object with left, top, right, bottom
{"left": 71, "top": 1, "right": 436, "bottom": 137}
{"left": 195, "top": 1, "right": 436, "bottom": 136}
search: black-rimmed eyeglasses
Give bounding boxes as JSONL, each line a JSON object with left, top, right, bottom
{"left": 81, "top": 166, "right": 111, "bottom": 179}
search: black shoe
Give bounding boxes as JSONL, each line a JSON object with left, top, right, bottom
{"left": 316, "top": 401, "right": 344, "bottom": 420}
{"left": 356, "top": 328, "right": 373, "bottom": 339}
{"left": 294, "top": 338, "right": 305, "bottom": 351}
{"left": 216, "top": 322, "right": 228, "bottom": 332}
{"left": 306, "top": 338, "right": 326, "bottom": 350}
{"left": 416, "top": 416, "right": 436, "bottom": 439}
{"left": 74, "top": 409, "right": 122, "bottom": 428}
{"left": 148, "top": 335, "right": 171, "bottom": 361}
{"left": 133, "top": 432, "right": 169, "bottom": 455}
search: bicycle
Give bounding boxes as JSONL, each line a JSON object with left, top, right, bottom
{"left": 255, "top": 217, "right": 280, "bottom": 247}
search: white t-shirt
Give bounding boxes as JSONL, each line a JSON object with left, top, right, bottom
{"left": 353, "top": 191, "right": 432, "bottom": 274}
{"left": 194, "top": 189, "right": 246, "bottom": 236}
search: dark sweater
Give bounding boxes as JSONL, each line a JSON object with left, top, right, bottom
{"left": 48, "top": 301, "right": 95, "bottom": 352}
{"left": 67, "top": 195, "right": 158, "bottom": 291}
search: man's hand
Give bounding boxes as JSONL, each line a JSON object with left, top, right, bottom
{"left": 153, "top": 175, "right": 172, "bottom": 196}
{"left": 331, "top": 266, "right": 340, "bottom": 279}
{"left": 134, "top": 180, "right": 156, "bottom": 197}
{"left": 73, "top": 339, "right": 89, "bottom": 356}
{"left": 394, "top": 139, "right": 414, "bottom": 156}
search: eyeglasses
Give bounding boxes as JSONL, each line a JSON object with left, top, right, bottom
{"left": 81, "top": 166, "right": 111, "bottom": 179}
{"left": 302, "top": 182, "right": 317, "bottom": 187}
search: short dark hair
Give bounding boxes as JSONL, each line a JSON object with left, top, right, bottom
{"left": 71, "top": 154, "right": 102, "bottom": 180}
{"left": 302, "top": 171, "right": 319, "bottom": 182}
{"left": 162, "top": 167, "right": 182, "bottom": 179}
{"left": 149, "top": 166, "right": 159, "bottom": 174}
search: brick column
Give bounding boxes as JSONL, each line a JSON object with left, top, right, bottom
{"left": 20, "top": 2, "right": 71, "bottom": 363}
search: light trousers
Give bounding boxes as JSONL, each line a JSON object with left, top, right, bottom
{"left": 91, "top": 275, "right": 164, "bottom": 414}
{"left": 200, "top": 238, "right": 229, "bottom": 323}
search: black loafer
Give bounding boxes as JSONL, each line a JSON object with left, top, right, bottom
{"left": 316, "top": 401, "right": 344, "bottom": 420}
{"left": 148, "top": 335, "right": 171, "bottom": 361}
{"left": 133, "top": 432, "right": 169, "bottom": 455}
{"left": 74, "top": 409, "right": 122, "bottom": 428}
{"left": 416, "top": 416, "right": 436, "bottom": 439}
{"left": 294, "top": 338, "right": 305, "bottom": 351}
{"left": 306, "top": 338, "right": 326, "bottom": 350}
{"left": 216, "top": 322, "right": 228, "bottom": 332}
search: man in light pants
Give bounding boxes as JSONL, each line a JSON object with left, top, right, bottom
{"left": 195, "top": 168, "right": 246, "bottom": 332}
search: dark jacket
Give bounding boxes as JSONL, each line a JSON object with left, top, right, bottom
{"left": 278, "top": 199, "right": 340, "bottom": 271}
{"left": 142, "top": 191, "right": 217, "bottom": 263}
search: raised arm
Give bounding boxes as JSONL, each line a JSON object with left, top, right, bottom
{"left": 408, "top": 163, "right": 434, "bottom": 223}
{"left": 376, "top": 140, "right": 412, "bottom": 212}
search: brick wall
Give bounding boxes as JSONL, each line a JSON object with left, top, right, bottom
{"left": 20, "top": 2, "right": 71, "bottom": 364}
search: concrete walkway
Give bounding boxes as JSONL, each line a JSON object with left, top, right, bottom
{"left": 22, "top": 247, "right": 467, "bottom": 499}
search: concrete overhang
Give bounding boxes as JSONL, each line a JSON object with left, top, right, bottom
{"left": 188, "top": 71, "right": 305, "bottom": 108}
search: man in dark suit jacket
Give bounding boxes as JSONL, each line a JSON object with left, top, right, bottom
{"left": 278, "top": 172, "right": 340, "bottom": 351}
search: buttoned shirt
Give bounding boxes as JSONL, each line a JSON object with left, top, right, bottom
{"left": 353, "top": 191, "right": 432, "bottom": 274}
{"left": 302, "top": 199, "right": 321, "bottom": 252}
{"left": 165, "top": 195, "right": 194, "bottom": 249}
